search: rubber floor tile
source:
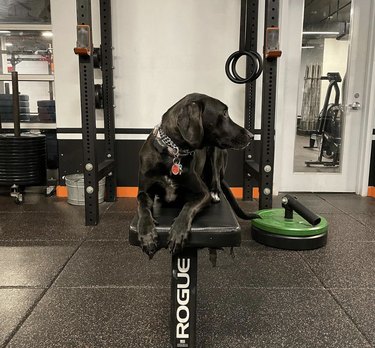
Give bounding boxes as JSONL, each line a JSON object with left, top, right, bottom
{"left": 106, "top": 198, "right": 137, "bottom": 213}
{"left": 0, "top": 193, "right": 111, "bottom": 218}
{"left": 353, "top": 213, "right": 375, "bottom": 232}
{"left": 0, "top": 289, "right": 43, "bottom": 347}
{"left": 53, "top": 241, "right": 171, "bottom": 288}
{"left": 318, "top": 194, "right": 375, "bottom": 215}
{"left": 321, "top": 213, "right": 375, "bottom": 242}
{"left": 331, "top": 289, "right": 375, "bottom": 346}
{"left": 197, "top": 242, "right": 323, "bottom": 289}
{"left": 87, "top": 212, "right": 133, "bottom": 241}
{"left": 299, "top": 242, "right": 375, "bottom": 288}
{"left": 0, "top": 212, "right": 92, "bottom": 241}
{"left": 0, "top": 242, "right": 78, "bottom": 287}
{"left": 7, "top": 288, "right": 170, "bottom": 348}
{"left": 197, "top": 288, "right": 372, "bottom": 348}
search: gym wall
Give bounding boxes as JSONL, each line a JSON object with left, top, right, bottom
{"left": 51, "top": 0, "right": 264, "bottom": 190}
{"left": 50, "top": 0, "right": 375, "bottom": 195}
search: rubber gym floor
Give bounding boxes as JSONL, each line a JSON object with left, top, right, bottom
{"left": 0, "top": 192, "right": 375, "bottom": 348}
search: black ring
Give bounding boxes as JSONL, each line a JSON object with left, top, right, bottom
{"left": 225, "top": 50, "right": 263, "bottom": 84}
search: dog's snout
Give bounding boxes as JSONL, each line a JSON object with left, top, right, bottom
{"left": 241, "top": 128, "right": 254, "bottom": 144}
{"left": 245, "top": 129, "right": 254, "bottom": 141}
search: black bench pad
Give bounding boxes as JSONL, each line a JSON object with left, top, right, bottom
{"left": 129, "top": 197, "right": 241, "bottom": 248}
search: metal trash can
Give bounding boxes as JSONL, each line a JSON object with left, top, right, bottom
{"left": 65, "top": 174, "right": 105, "bottom": 205}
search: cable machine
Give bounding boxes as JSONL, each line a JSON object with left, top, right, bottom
{"left": 74, "top": 0, "right": 116, "bottom": 226}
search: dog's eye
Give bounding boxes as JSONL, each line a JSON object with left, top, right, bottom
{"left": 223, "top": 110, "right": 229, "bottom": 118}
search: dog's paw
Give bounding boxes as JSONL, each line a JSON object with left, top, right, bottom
{"left": 168, "top": 221, "right": 190, "bottom": 254}
{"left": 139, "top": 232, "right": 159, "bottom": 259}
{"left": 137, "top": 218, "right": 159, "bottom": 259}
{"left": 210, "top": 191, "right": 221, "bottom": 203}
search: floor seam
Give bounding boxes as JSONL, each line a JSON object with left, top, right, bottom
{"left": 297, "top": 250, "right": 373, "bottom": 347}
{"left": 0, "top": 203, "right": 112, "bottom": 348}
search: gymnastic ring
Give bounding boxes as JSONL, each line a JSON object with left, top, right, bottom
{"left": 225, "top": 50, "right": 263, "bottom": 83}
{"left": 225, "top": 50, "right": 263, "bottom": 84}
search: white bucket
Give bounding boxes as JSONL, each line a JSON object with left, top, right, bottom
{"left": 65, "top": 174, "right": 105, "bottom": 206}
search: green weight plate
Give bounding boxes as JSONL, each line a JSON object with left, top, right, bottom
{"left": 251, "top": 208, "right": 328, "bottom": 237}
{"left": 251, "top": 226, "right": 327, "bottom": 250}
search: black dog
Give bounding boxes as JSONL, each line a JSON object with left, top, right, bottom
{"left": 137, "top": 93, "right": 258, "bottom": 257}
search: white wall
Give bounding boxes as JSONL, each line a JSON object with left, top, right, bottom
{"left": 51, "top": 0, "right": 81, "bottom": 128}
{"left": 51, "top": 0, "right": 266, "bottom": 131}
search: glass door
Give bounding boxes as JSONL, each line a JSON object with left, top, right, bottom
{"left": 275, "top": 0, "right": 373, "bottom": 193}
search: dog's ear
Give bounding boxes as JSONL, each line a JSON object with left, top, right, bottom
{"left": 177, "top": 102, "right": 204, "bottom": 148}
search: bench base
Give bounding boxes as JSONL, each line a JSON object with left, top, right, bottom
{"left": 170, "top": 248, "right": 198, "bottom": 348}
{"left": 129, "top": 197, "right": 242, "bottom": 347}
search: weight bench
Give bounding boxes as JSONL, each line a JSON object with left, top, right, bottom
{"left": 129, "top": 197, "right": 241, "bottom": 348}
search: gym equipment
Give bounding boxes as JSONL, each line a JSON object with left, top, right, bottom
{"left": 94, "top": 84, "right": 103, "bottom": 109}
{"left": 0, "top": 72, "right": 46, "bottom": 203}
{"left": 37, "top": 100, "right": 56, "bottom": 123}
{"left": 298, "top": 64, "right": 322, "bottom": 134}
{"left": 129, "top": 197, "right": 241, "bottom": 348}
{"left": 93, "top": 47, "right": 102, "bottom": 69}
{"left": 74, "top": 0, "right": 117, "bottom": 225}
{"left": 0, "top": 94, "right": 29, "bottom": 101}
{"left": 251, "top": 194, "right": 328, "bottom": 250}
{"left": 305, "top": 72, "right": 342, "bottom": 167}
{"left": 226, "top": 0, "right": 282, "bottom": 210}
{"left": 37, "top": 100, "right": 55, "bottom": 107}
{"left": 0, "top": 94, "right": 30, "bottom": 123}
{"left": 225, "top": 0, "right": 263, "bottom": 84}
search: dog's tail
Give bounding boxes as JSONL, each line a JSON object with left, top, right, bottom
{"left": 221, "top": 180, "right": 260, "bottom": 220}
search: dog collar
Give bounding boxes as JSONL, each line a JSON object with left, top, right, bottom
{"left": 153, "top": 125, "right": 194, "bottom": 175}
{"left": 153, "top": 125, "right": 194, "bottom": 157}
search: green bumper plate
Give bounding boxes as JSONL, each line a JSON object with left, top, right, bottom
{"left": 252, "top": 209, "right": 328, "bottom": 237}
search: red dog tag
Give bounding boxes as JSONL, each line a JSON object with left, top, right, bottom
{"left": 171, "top": 163, "right": 182, "bottom": 175}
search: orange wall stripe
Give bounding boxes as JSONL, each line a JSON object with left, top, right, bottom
{"left": 56, "top": 185, "right": 260, "bottom": 199}
{"left": 368, "top": 186, "right": 375, "bottom": 198}
{"left": 230, "top": 187, "right": 243, "bottom": 199}
{"left": 117, "top": 187, "right": 138, "bottom": 197}
{"left": 56, "top": 185, "right": 68, "bottom": 197}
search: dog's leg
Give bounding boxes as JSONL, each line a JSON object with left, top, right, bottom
{"left": 137, "top": 189, "right": 159, "bottom": 258}
{"left": 168, "top": 176, "right": 211, "bottom": 254}
{"left": 209, "top": 148, "right": 227, "bottom": 203}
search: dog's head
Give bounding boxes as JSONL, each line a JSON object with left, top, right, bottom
{"left": 163, "top": 93, "right": 253, "bottom": 150}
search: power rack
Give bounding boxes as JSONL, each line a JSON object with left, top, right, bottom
{"left": 73, "top": 0, "right": 280, "bottom": 224}
{"left": 74, "top": 0, "right": 116, "bottom": 226}
{"left": 239, "top": 0, "right": 281, "bottom": 209}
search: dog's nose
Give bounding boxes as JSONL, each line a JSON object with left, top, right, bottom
{"left": 244, "top": 129, "right": 254, "bottom": 141}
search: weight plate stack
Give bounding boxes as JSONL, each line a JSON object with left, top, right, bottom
{"left": 0, "top": 94, "right": 30, "bottom": 122}
{"left": 37, "top": 100, "right": 56, "bottom": 123}
{"left": 251, "top": 209, "right": 328, "bottom": 250}
{"left": 0, "top": 133, "right": 47, "bottom": 186}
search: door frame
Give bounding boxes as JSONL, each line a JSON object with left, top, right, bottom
{"left": 273, "top": 0, "right": 375, "bottom": 196}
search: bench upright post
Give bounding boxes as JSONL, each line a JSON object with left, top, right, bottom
{"left": 170, "top": 248, "right": 198, "bottom": 348}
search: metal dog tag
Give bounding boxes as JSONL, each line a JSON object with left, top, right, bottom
{"left": 171, "top": 158, "right": 182, "bottom": 175}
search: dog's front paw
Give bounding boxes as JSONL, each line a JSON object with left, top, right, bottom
{"left": 210, "top": 191, "right": 221, "bottom": 203}
{"left": 168, "top": 221, "right": 190, "bottom": 254}
{"left": 137, "top": 217, "right": 159, "bottom": 259}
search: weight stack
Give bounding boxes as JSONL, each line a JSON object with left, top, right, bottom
{"left": 0, "top": 133, "right": 47, "bottom": 186}
{"left": 37, "top": 100, "right": 56, "bottom": 123}
{"left": 0, "top": 94, "right": 30, "bottom": 122}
